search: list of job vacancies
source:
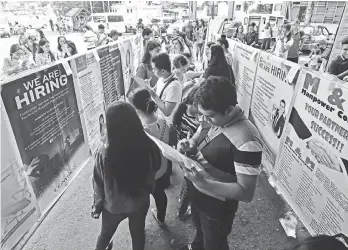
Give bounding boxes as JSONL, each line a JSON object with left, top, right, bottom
{"left": 98, "top": 47, "right": 120, "bottom": 108}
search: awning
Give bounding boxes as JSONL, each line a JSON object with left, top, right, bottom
{"left": 65, "top": 7, "right": 89, "bottom": 18}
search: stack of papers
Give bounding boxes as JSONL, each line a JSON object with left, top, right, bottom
{"left": 146, "top": 133, "right": 203, "bottom": 171}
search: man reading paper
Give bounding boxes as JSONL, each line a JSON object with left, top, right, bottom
{"left": 177, "top": 76, "right": 263, "bottom": 250}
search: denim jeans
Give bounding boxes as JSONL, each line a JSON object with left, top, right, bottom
{"left": 261, "top": 38, "right": 271, "bottom": 50}
{"left": 191, "top": 205, "right": 235, "bottom": 250}
{"left": 152, "top": 175, "right": 169, "bottom": 222}
{"left": 95, "top": 202, "right": 149, "bottom": 250}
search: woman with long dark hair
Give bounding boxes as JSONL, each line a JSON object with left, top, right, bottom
{"left": 204, "top": 44, "right": 234, "bottom": 82}
{"left": 34, "top": 39, "right": 56, "bottom": 67}
{"left": 132, "top": 40, "right": 161, "bottom": 90}
{"left": 56, "top": 36, "right": 68, "bottom": 60}
{"left": 170, "top": 36, "right": 187, "bottom": 54}
{"left": 92, "top": 101, "right": 161, "bottom": 250}
{"left": 129, "top": 88, "right": 170, "bottom": 227}
{"left": 217, "top": 35, "right": 233, "bottom": 66}
{"left": 234, "top": 25, "right": 246, "bottom": 44}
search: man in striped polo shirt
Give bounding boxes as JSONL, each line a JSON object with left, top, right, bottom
{"left": 177, "top": 76, "right": 263, "bottom": 250}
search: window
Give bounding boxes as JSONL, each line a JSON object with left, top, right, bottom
{"left": 322, "top": 27, "right": 329, "bottom": 36}
{"left": 93, "top": 16, "right": 106, "bottom": 22}
{"left": 127, "top": 9, "right": 129, "bottom": 13}
{"left": 108, "top": 15, "right": 124, "bottom": 22}
{"left": 236, "top": 4, "right": 241, "bottom": 11}
{"left": 274, "top": 4, "right": 282, "bottom": 11}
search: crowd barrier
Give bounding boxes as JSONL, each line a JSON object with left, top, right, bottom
{"left": 1, "top": 29, "right": 347, "bottom": 249}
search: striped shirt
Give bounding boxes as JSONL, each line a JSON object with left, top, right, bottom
{"left": 187, "top": 107, "right": 263, "bottom": 216}
{"left": 176, "top": 110, "right": 200, "bottom": 142}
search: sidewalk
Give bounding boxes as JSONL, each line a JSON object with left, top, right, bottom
{"left": 22, "top": 160, "right": 309, "bottom": 250}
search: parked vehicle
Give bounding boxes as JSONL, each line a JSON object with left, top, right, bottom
{"left": 299, "top": 25, "right": 334, "bottom": 52}
{"left": 0, "top": 17, "right": 11, "bottom": 38}
{"left": 87, "top": 13, "right": 126, "bottom": 33}
{"left": 167, "top": 20, "right": 190, "bottom": 35}
{"left": 218, "top": 20, "right": 242, "bottom": 38}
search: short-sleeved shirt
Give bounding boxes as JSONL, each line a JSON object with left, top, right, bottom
{"left": 84, "top": 31, "right": 96, "bottom": 49}
{"left": 155, "top": 74, "right": 182, "bottom": 125}
{"left": 274, "top": 37, "right": 294, "bottom": 59}
{"left": 246, "top": 31, "right": 258, "bottom": 46}
{"left": 187, "top": 108, "right": 263, "bottom": 217}
{"left": 328, "top": 55, "right": 348, "bottom": 77}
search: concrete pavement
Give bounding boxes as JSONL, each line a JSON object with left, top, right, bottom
{"left": 22, "top": 159, "right": 310, "bottom": 250}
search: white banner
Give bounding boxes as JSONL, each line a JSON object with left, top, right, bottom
{"left": 71, "top": 53, "right": 106, "bottom": 155}
{"left": 249, "top": 52, "right": 301, "bottom": 173}
{"left": 274, "top": 69, "right": 348, "bottom": 236}
{"left": 231, "top": 42, "right": 259, "bottom": 118}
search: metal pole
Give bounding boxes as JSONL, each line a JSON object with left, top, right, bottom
{"left": 89, "top": 1, "right": 93, "bottom": 15}
{"left": 211, "top": 1, "right": 215, "bottom": 20}
{"left": 228, "top": 1, "right": 235, "bottom": 19}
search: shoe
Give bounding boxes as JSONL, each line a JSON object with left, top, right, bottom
{"left": 151, "top": 208, "right": 165, "bottom": 227}
{"left": 177, "top": 242, "right": 202, "bottom": 250}
{"left": 178, "top": 206, "right": 191, "bottom": 221}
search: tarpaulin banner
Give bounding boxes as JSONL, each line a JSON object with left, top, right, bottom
{"left": 1, "top": 99, "right": 40, "bottom": 250}
{"left": 274, "top": 69, "right": 348, "bottom": 236}
{"left": 1, "top": 64, "right": 89, "bottom": 214}
{"left": 231, "top": 42, "right": 259, "bottom": 118}
{"left": 249, "top": 52, "right": 301, "bottom": 173}
{"left": 70, "top": 53, "right": 107, "bottom": 155}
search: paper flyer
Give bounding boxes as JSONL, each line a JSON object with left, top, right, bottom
{"left": 71, "top": 53, "right": 106, "bottom": 155}
{"left": 249, "top": 52, "right": 301, "bottom": 174}
{"left": 274, "top": 69, "right": 348, "bottom": 236}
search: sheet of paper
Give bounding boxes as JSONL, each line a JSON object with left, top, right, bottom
{"left": 62, "top": 61, "right": 72, "bottom": 75}
{"left": 131, "top": 75, "right": 148, "bottom": 87}
{"left": 146, "top": 133, "right": 184, "bottom": 166}
{"left": 186, "top": 71, "right": 204, "bottom": 79}
{"left": 285, "top": 66, "right": 300, "bottom": 84}
{"left": 92, "top": 50, "right": 100, "bottom": 62}
{"left": 180, "top": 154, "right": 203, "bottom": 171}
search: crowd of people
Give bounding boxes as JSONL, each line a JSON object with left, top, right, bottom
{"left": 89, "top": 20, "right": 348, "bottom": 250}
{"left": 0, "top": 23, "right": 124, "bottom": 79}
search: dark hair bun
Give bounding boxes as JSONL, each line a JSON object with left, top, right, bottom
{"left": 146, "top": 99, "right": 157, "bottom": 113}
{"left": 221, "top": 34, "right": 227, "bottom": 39}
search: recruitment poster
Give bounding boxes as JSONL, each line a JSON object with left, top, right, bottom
{"left": 119, "top": 38, "right": 134, "bottom": 96}
{"left": 249, "top": 52, "right": 301, "bottom": 173}
{"left": 71, "top": 53, "right": 106, "bottom": 155}
{"left": 274, "top": 69, "right": 348, "bottom": 236}
{"left": 97, "top": 44, "right": 124, "bottom": 108}
{"left": 1, "top": 99, "right": 40, "bottom": 250}
{"left": 327, "top": 5, "right": 348, "bottom": 68}
{"left": 1, "top": 64, "right": 89, "bottom": 213}
{"left": 131, "top": 34, "right": 143, "bottom": 74}
{"left": 231, "top": 42, "right": 259, "bottom": 117}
